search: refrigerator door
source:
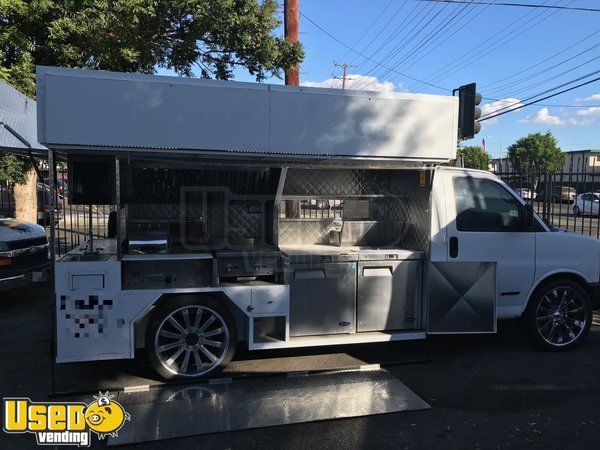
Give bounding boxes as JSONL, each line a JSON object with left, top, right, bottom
{"left": 289, "top": 262, "right": 357, "bottom": 336}
{"left": 357, "top": 260, "right": 421, "bottom": 332}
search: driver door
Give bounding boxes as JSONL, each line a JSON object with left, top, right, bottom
{"left": 443, "top": 171, "right": 536, "bottom": 319}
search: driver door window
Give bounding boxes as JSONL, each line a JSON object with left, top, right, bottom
{"left": 453, "top": 177, "right": 525, "bottom": 232}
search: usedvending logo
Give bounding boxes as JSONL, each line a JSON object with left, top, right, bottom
{"left": 3, "top": 392, "right": 130, "bottom": 446}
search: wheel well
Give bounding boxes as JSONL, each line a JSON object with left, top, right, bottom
{"left": 526, "top": 273, "right": 597, "bottom": 312}
{"left": 134, "top": 292, "right": 247, "bottom": 348}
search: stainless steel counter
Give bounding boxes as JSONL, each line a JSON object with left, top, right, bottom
{"left": 280, "top": 245, "right": 423, "bottom": 261}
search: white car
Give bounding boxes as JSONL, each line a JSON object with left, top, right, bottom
{"left": 573, "top": 192, "right": 600, "bottom": 216}
{"left": 515, "top": 188, "right": 533, "bottom": 200}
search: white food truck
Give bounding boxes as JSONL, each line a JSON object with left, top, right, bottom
{"left": 36, "top": 67, "right": 599, "bottom": 380}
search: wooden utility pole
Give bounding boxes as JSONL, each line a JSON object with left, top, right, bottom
{"left": 284, "top": 0, "right": 299, "bottom": 86}
{"left": 283, "top": 0, "right": 300, "bottom": 219}
{"left": 334, "top": 62, "right": 355, "bottom": 89}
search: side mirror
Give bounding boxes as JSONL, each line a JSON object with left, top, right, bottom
{"left": 524, "top": 204, "right": 535, "bottom": 228}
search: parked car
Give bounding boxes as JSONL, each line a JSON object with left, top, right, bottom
{"left": 37, "top": 183, "right": 62, "bottom": 225}
{"left": 0, "top": 215, "right": 50, "bottom": 293}
{"left": 515, "top": 187, "right": 532, "bottom": 199}
{"left": 573, "top": 192, "right": 600, "bottom": 216}
{"left": 550, "top": 186, "right": 577, "bottom": 203}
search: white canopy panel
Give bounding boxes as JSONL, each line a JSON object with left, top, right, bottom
{"left": 36, "top": 66, "right": 458, "bottom": 162}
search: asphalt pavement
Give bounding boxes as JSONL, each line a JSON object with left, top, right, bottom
{"left": 1, "top": 286, "right": 599, "bottom": 449}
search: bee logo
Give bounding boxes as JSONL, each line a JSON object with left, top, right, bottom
{"left": 84, "top": 392, "right": 130, "bottom": 439}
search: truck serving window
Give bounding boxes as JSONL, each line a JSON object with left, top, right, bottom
{"left": 453, "top": 176, "right": 526, "bottom": 232}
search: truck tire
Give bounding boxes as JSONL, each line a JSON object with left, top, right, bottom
{"left": 145, "top": 295, "right": 237, "bottom": 380}
{"left": 573, "top": 205, "right": 581, "bottom": 216}
{"left": 525, "top": 279, "right": 593, "bottom": 351}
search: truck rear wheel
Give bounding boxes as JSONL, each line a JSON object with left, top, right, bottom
{"left": 525, "top": 280, "right": 592, "bottom": 351}
{"left": 145, "top": 295, "right": 236, "bottom": 380}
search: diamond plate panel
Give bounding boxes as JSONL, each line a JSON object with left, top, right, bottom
{"left": 278, "top": 219, "right": 332, "bottom": 245}
{"left": 284, "top": 169, "right": 370, "bottom": 196}
{"left": 127, "top": 203, "right": 204, "bottom": 220}
{"left": 281, "top": 169, "right": 432, "bottom": 251}
{"left": 108, "top": 369, "right": 430, "bottom": 445}
{"left": 228, "top": 202, "right": 262, "bottom": 240}
{"left": 428, "top": 262, "right": 497, "bottom": 333}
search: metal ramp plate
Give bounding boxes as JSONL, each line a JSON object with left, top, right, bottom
{"left": 107, "top": 368, "right": 430, "bottom": 445}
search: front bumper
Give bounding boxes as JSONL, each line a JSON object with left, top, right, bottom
{"left": 0, "top": 261, "right": 51, "bottom": 293}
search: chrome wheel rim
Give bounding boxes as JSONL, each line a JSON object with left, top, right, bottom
{"left": 536, "top": 287, "right": 587, "bottom": 347}
{"left": 155, "top": 305, "right": 229, "bottom": 377}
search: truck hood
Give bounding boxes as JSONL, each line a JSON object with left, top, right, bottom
{"left": 552, "top": 227, "right": 600, "bottom": 240}
{"left": 0, "top": 217, "right": 46, "bottom": 242}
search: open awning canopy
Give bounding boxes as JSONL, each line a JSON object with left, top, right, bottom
{"left": 36, "top": 66, "right": 459, "bottom": 164}
{"left": 0, "top": 80, "right": 47, "bottom": 157}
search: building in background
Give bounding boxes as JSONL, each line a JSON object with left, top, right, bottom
{"left": 564, "top": 149, "right": 600, "bottom": 174}
{"left": 490, "top": 149, "right": 600, "bottom": 176}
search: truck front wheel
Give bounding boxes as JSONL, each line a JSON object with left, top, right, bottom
{"left": 525, "top": 280, "right": 593, "bottom": 350}
{"left": 145, "top": 295, "right": 237, "bottom": 380}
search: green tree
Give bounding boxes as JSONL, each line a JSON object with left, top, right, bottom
{"left": 0, "top": 153, "right": 28, "bottom": 185}
{"left": 0, "top": 0, "right": 304, "bottom": 184}
{"left": 457, "top": 145, "right": 491, "bottom": 170}
{"left": 507, "top": 131, "right": 565, "bottom": 190}
{"left": 507, "top": 131, "right": 564, "bottom": 173}
{"left": 0, "top": 0, "right": 303, "bottom": 93}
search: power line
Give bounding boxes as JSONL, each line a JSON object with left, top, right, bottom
{"left": 495, "top": 54, "right": 600, "bottom": 99}
{"left": 349, "top": 1, "right": 411, "bottom": 67}
{"left": 532, "top": 103, "right": 600, "bottom": 108}
{"left": 419, "top": 1, "right": 600, "bottom": 13}
{"left": 339, "top": 0, "right": 395, "bottom": 62}
{"left": 299, "top": 11, "right": 451, "bottom": 91}
{"left": 481, "top": 28, "right": 600, "bottom": 91}
{"left": 479, "top": 76, "right": 600, "bottom": 121}
{"left": 482, "top": 68, "right": 600, "bottom": 117}
{"left": 428, "top": 0, "right": 571, "bottom": 84}
{"left": 353, "top": 1, "right": 439, "bottom": 87}
{"left": 480, "top": 70, "right": 600, "bottom": 119}
{"left": 357, "top": 1, "right": 456, "bottom": 90}
{"left": 424, "top": 0, "right": 553, "bottom": 82}
{"left": 400, "top": 0, "right": 497, "bottom": 73}
{"left": 362, "top": 0, "right": 477, "bottom": 90}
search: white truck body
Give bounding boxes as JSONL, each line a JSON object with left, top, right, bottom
{"left": 34, "top": 67, "right": 599, "bottom": 377}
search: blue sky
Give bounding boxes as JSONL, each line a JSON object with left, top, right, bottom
{"left": 160, "top": 1, "right": 600, "bottom": 158}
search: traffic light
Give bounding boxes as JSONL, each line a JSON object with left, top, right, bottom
{"left": 454, "top": 83, "right": 482, "bottom": 140}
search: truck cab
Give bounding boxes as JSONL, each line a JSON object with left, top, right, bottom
{"left": 432, "top": 167, "right": 598, "bottom": 347}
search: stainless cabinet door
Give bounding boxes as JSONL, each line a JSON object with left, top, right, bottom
{"left": 357, "top": 261, "right": 421, "bottom": 332}
{"left": 289, "top": 263, "right": 357, "bottom": 336}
